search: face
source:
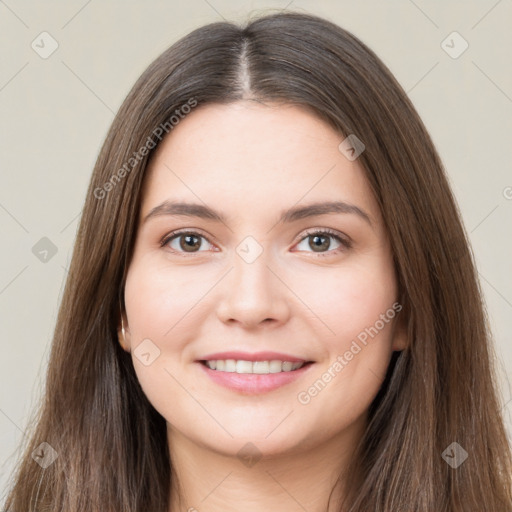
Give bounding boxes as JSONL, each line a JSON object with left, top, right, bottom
{"left": 120, "top": 100, "right": 406, "bottom": 457}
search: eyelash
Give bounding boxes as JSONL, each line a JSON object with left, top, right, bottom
{"left": 160, "top": 228, "right": 352, "bottom": 257}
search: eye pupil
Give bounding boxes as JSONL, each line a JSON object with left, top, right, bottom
{"left": 180, "top": 234, "right": 201, "bottom": 252}
{"left": 310, "top": 234, "right": 330, "bottom": 252}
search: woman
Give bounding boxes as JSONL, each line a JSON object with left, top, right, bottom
{"left": 4, "top": 10, "right": 512, "bottom": 512}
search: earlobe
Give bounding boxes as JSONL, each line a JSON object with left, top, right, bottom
{"left": 117, "top": 312, "right": 131, "bottom": 352}
{"left": 392, "top": 331, "right": 408, "bottom": 352}
{"left": 391, "top": 311, "right": 408, "bottom": 352}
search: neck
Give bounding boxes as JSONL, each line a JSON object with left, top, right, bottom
{"left": 167, "top": 415, "right": 366, "bottom": 512}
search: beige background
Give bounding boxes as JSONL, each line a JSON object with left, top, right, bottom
{"left": 1, "top": 0, "right": 511, "bottom": 496}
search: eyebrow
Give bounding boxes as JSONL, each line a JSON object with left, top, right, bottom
{"left": 142, "top": 200, "right": 373, "bottom": 228}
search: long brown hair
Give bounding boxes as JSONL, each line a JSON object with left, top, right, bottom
{"left": 4, "top": 10, "right": 511, "bottom": 512}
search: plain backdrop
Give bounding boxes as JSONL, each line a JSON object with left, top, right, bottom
{"left": 1, "top": 0, "right": 511, "bottom": 497}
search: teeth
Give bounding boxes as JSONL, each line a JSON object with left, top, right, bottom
{"left": 254, "top": 361, "right": 271, "bottom": 374}
{"left": 225, "top": 359, "right": 236, "bottom": 372}
{"left": 269, "top": 360, "right": 283, "bottom": 373}
{"left": 236, "top": 360, "right": 253, "bottom": 373}
{"left": 282, "top": 361, "right": 293, "bottom": 372}
{"left": 204, "top": 359, "right": 305, "bottom": 374}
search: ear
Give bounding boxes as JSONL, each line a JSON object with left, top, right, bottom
{"left": 117, "top": 310, "right": 132, "bottom": 352}
{"left": 391, "top": 305, "right": 408, "bottom": 352}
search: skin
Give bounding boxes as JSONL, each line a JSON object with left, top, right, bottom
{"left": 118, "top": 100, "right": 407, "bottom": 512}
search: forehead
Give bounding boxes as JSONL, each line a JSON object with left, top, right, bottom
{"left": 140, "top": 101, "right": 382, "bottom": 230}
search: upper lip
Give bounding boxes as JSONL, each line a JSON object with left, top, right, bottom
{"left": 197, "top": 351, "right": 311, "bottom": 363}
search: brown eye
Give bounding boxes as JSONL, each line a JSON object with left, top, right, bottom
{"left": 295, "top": 229, "right": 351, "bottom": 256}
{"left": 308, "top": 233, "right": 331, "bottom": 252}
{"left": 162, "top": 231, "right": 212, "bottom": 253}
{"left": 178, "top": 234, "right": 203, "bottom": 252}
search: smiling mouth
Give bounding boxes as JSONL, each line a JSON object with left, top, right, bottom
{"left": 199, "top": 359, "right": 314, "bottom": 374}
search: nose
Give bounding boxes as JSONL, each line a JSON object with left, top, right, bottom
{"left": 216, "top": 252, "right": 291, "bottom": 329}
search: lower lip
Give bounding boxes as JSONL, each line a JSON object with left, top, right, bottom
{"left": 196, "top": 361, "right": 314, "bottom": 394}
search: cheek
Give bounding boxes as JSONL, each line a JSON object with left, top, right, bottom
{"left": 123, "top": 261, "right": 210, "bottom": 421}
{"left": 294, "top": 256, "right": 398, "bottom": 395}
{"left": 293, "top": 257, "right": 399, "bottom": 419}
{"left": 292, "top": 255, "right": 398, "bottom": 346}
{"left": 124, "top": 258, "right": 213, "bottom": 345}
